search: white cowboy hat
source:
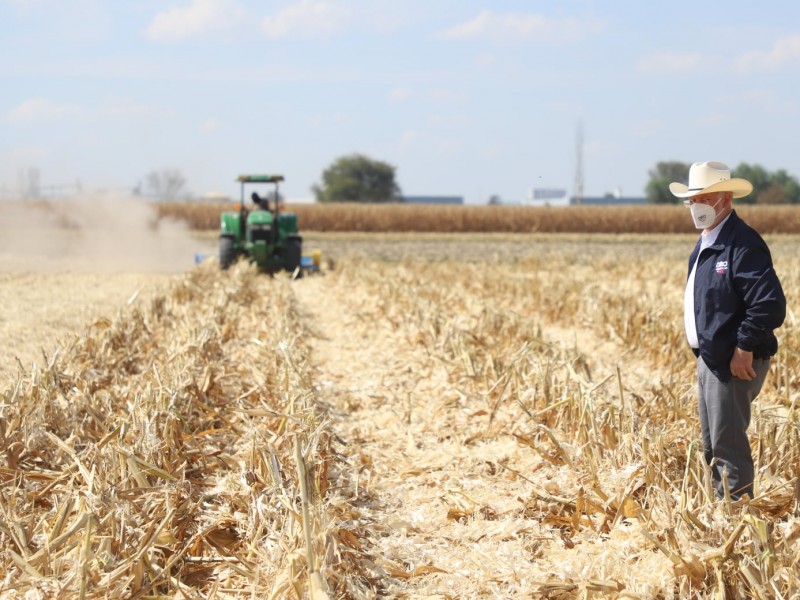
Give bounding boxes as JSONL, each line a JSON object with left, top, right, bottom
{"left": 669, "top": 161, "right": 753, "bottom": 199}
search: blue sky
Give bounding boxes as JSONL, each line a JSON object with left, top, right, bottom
{"left": 2, "top": 0, "right": 800, "bottom": 203}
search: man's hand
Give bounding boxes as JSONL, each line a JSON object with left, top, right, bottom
{"left": 730, "top": 347, "right": 756, "bottom": 381}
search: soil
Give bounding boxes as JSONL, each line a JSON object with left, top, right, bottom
{"left": 0, "top": 270, "right": 172, "bottom": 384}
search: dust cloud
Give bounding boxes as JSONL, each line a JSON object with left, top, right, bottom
{"left": 0, "top": 196, "right": 214, "bottom": 273}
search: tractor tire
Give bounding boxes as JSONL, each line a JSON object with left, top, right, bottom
{"left": 219, "top": 236, "right": 236, "bottom": 270}
{"left": 285, "top": 236, "right": 303, "bottom": 274}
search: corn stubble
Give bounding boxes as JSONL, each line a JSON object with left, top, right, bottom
{"left": 1, "top": 240, "right": 799, "bottom": 598}
{"left": 0, "top": 262, "right": 339, "bottom": 598}
{"left": 320, "top": 248, "right": 800, "bottom": 598}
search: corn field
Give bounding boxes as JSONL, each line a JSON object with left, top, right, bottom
{"left": 1, "top": 234, "right": 799, "bottom": 598}
{"left": 155, "top": 202, "right": 800, "bottom": 234}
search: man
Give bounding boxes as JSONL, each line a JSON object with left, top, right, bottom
{"left": 251, "top": 191, "right": 271, "bottom": 211}
{"left": 670, "top": 161, "right": 786, "bottom": 501}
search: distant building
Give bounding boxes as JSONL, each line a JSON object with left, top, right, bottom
{"left": 513, "top": 186, "right": 646, "bottom": 206}
{"left": 523, "top": 188, "right": 570, "bottom": 207}
{"left": 403, "top": 195, "right": 464, "bottom": 205}
{"left": 532, "top": 188, "right": 568, "bottom": 201}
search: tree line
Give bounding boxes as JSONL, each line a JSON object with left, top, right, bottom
{"left": 316, "top": 157, "right": 800, "bottom": 205}
{"left": 142, "top": 156, "right": 800, "bottom": 205}
{"left": 138, "top": 155, "right": 402, "bottom": 203}
{"left": 647, "top": 161, "right": 800, "bottom": 205}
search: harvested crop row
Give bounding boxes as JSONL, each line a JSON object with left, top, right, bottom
{"left": 318, "top": 252, "right": 800, "bottom": 597}
{"left": 0, "top": 262, "right": 348, "bottom": 598}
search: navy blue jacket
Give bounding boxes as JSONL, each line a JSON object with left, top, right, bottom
{"left": 688, "top": 210, "right": 786, "bottom": 382}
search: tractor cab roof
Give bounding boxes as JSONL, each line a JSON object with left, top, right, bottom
{"left": 237, "top": 174, "right": 284, "bottom": 183}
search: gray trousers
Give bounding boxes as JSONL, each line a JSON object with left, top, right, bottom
{"left": 697, "top": 356, "right": 770, "bottom": 500}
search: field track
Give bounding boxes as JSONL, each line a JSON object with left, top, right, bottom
{"left": 2, "top": 234, "right": 799, "bottom": 597}
{"left": 293, "top": 269, "right": 673, "bottom": 596}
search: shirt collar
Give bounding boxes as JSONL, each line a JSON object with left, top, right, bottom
{"left": 700, "top": 212, "right": 732, "bottom": 249}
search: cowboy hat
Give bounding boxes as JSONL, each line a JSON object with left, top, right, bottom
{"left": 669, "top": 161, "right": 753, "bottom": 199}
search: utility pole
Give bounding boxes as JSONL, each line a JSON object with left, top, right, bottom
{"left": 573, "top": 120, "right": 584, "bottom": 205}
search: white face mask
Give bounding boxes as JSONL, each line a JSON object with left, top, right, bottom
{"left": 689, "top": 199, "right": 721, "bottom": 229}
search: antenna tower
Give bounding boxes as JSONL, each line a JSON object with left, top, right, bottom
{"left": 573, "top": 120, "right": 584, "bottom": 205}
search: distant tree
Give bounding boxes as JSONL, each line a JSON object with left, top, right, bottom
{"left": 730, "top": 163, "right": 769, "bottom": 205}
{"left": 645, "top": 160, "right": 800, "bottom": 205}
{"left": 488, "top": 194, "right": 502, "bottom": 205}
{"left": 141, "top": 168, "right": 186, "bottom": 201}
{"left": 645, "top": 161, "right": 691, "bottom": 204}
{"left": 649, "top": 161, "right": 690, "bottom": 183}
{"left": 758, "top": 183, "right": 791, "bottom": 205}
{"left": 313, "top": 154, "right": 402, "bottom": 203}
{"left": 732, "top": 163, "right": 800, "bottom": 204}
{"left": 771, "top": 169, "right": 800, "bottom": 196}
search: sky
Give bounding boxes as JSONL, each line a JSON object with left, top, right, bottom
{"left": 2, "top": 0, "right": 800, "bottom": 204}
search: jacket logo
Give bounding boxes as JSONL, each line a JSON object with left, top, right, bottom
{"left": 715, "top": 260, "right": 729, "bottom": 274}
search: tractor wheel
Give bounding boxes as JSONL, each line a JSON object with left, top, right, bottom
{"left": 219, "top": 236, "right": 236, "bottom": 270}
{"left": 285, "top": 236, "right": 303, "bottom": 275}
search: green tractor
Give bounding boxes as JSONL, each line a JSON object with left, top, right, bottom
{"left": 219, "top": 174, "right": 303, "bottom": 275}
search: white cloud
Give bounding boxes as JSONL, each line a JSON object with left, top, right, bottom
{"left": 628, "top": 119, "right": 665, "bottom": 138}
{"left": 5, "top": 97, "right": 174, "bottom": 126}
{"left": 305, "top": 112, "right": 351, "bottom": 127}
{"left": 201, "top": 118, "right": 221, "bottom": 132}
{"left": 8, "top": 146, "right": 48, "bottom": 163}
{"left": 262, "top": 0, "right": 351, "bottom": 40}
{"left": 146, "top": 0, "right": 245, "bottom": 42}
{"left": 387, "top": 86, "right": 466, "bottom": 106}
{"left": 398, "top": 129, "right": 460, "bottom": 156}
{"left": 695, "top": 113, "right": 731, "bottom": 128}
{"left": 3, "top": 0, "right": 48, "bottom": 14}
{"left": 440, "top": 10, "right": 606, "bottom": 43}
{"left": 584, "top": 140, "right": 619, "bottom": 156}
{"left": 6, "top": 98, "right": 80, "bottom": 123}
{"left": 546, "top": 100, "right": 583, "bottom": 114}
{"left": 429, "top": 89, "right": 466, "bottom": 104}
{"left": 102, "top": 96, "right": 171, "bottom": 118}
{"left": 736, "top": 35, "right": 800, "bottom": 72}
{"left": 426, "top": 112, "right": 469, "bottom": 129}
{"left": 636, "top": 52, "right": 704, "bottom": 74}
{"left": 389, "top": 87, "right": 412, "bottom": 102}
{"left": 476, "top": 52, "right": 498, "bottom": 70}
{"left": 717, "top": 90, "right": 798, "bottom": 115}
{"left": 399, "top": 129, "right": 421, "bottom": 150}
{"left": 5, "top": 0, "right": 35, "bottom": 8}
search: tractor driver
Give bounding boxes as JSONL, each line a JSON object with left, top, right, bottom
{"left": 251, "top": 191, "right": 270, "bottom": 211}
